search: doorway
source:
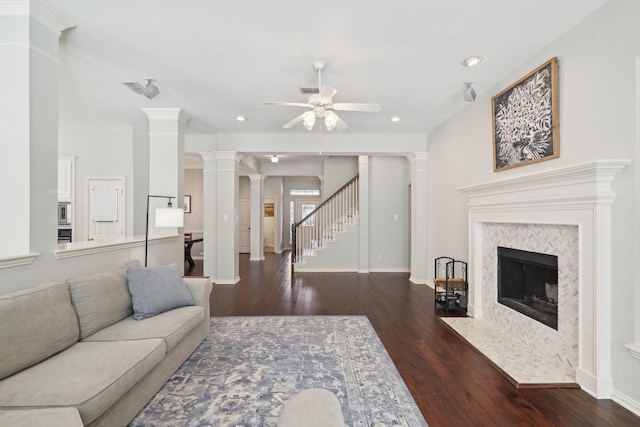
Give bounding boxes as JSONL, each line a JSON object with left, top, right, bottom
{"left": 264, "top": 198, "right": 276, "bottom": 253}
{"left": 87, "top": 177, "right": 125, "bottom": 241}
{"left": 239, "top": 198, "right": 250, "bottom": 253}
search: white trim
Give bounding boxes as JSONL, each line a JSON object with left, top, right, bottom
{"left": 459, "top": 159, "right": 629, "bottom": 399}
{"left": 625, "top": 343, "right": 640, "bottom": 360}
{"left": 612, "top": 388, "right": 640, "bottom": 418}
{"left": 0, "top": 42, "right": 61, "bottom": 63}
{"left": 215, "top": 276, "right": 240, "bottom": 285}
{"left": 0, "top": 252, "right": 39, "bottom": 269}
{"left": 0, "top": 0, "right": 73, "bottom": 34}
{"left": 142, "top": 108, "right": 191, "bottom": 124}
{"left": 55, "top": 235, "right": 178, "bottom": 259}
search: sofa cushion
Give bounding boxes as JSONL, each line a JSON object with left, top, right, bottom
{"left": 68, "top": 260, "right": 140, "bottom": 339}
{"left": 0, "top": 339, "right": 165, "bottom": 426}
{"left": 0, "top": 282, "right": 79, "bottom": 381}
{"left": 0, "top": 408, "right": 83, "bottom": 427}
{"left": 84, "top": 305, "right": 204, "bottom": 352}
{"left": 127, "top": 263, "right": 194, "bottom": 320}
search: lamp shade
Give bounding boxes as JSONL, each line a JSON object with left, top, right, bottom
{"left": 155, "top": 207, "right": 184, "bottom": 227}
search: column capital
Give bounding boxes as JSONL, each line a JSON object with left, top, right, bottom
{"left": 1, "top": 0, "right": 73, "bottom": 35}
{"left": 248, "top": 173, "right": 265, "bottom": 183}
{"left": 142, "top": 108, "right": 191, "bottom": 124}
{"left": 407, "top": 152, "right": 428, "bottom": 163}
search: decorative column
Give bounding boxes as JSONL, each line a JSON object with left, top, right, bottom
{"left": 142, "top": 108, "right": 189, "bottom": 267}
{"left": 358, "top": 156, "right": 370, "bottom": 273}
{"left": 409, "top": 153, "right": 428, "bottom": 284}
{"left": 215, "top": 152, "right": 242, "bottom": 284}
{"left": 249, "top": 174, "right": 265, "bottom": 261}
{"left": 200, "top": 153, "right": 218, "bottom": 281}
{"left": 0, "top": 1, "right": 70, "bottom": 265}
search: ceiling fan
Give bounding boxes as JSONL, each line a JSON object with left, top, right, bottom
{"left": 262, "top": 61, "right": 380, "bottom": 131}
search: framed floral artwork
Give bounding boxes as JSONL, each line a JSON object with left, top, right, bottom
{"left": 492, "top": 57, "right": 559, "bottom": 171}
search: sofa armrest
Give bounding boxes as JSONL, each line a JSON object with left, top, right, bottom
{"left": 183, "top": 277, "right": 212, "bottom": 319}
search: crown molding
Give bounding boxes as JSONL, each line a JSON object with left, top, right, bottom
{"left": 0, "top": 0, "right": 73, "bottom": 35}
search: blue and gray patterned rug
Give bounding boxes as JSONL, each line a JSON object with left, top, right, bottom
{"left": 130, "top": 316, "right": 428, "bottom": 426}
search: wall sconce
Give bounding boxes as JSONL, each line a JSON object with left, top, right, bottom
{"left": 271, "top": 155, "right": 279, "bottom": 164}
{"left": 145, "top": 195, "right": 184, "bottom": 266}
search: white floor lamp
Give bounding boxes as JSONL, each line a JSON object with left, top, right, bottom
{"left": 145, "top": 195, "right": 184, "bottom": 267}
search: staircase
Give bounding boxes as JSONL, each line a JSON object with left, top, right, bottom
{"left": 292, "top": 174, "right": 359, "bottom": 272}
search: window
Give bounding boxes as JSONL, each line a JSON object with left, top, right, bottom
{"left": 290, "top": 189, "right": 320, "bottom": 196}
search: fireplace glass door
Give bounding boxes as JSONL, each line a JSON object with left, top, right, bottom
{"left": 497, "top": 247, "right": 558, "bottom": 329}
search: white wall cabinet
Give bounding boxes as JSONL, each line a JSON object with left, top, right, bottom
{"left": 58, "top": 157, "right": 75, "bottom": 201}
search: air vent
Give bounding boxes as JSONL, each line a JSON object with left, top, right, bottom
{"left": 300, "top": 87, "right": 320, "bottom": 95}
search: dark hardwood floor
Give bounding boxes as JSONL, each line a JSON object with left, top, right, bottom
{"left": 189, "top": 253, "right": 640, "bottom": 426}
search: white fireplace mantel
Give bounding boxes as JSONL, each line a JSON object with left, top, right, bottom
{"left": 458, "top": 159, "right": 630, "bottom": 399}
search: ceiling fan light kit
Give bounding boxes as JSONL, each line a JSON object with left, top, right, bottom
{"left": 262, "top": 61, "right": 381, "bottom": 131}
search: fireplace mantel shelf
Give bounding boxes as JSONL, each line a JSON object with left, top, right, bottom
{"left": 626, "top": 344, "right": 640, "bottom": 361}
{"left": 458, "top": 159, "right": 630, "bottom": 210}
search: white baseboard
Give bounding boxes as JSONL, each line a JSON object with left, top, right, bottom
{"left": 612, "top": 388, "right": 640, "bottom": 417}
{"left": 611, "top": 389, "right": 640, "bottom": 417}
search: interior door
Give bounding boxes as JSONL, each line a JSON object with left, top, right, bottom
{"left": 88, "top": 177, "right": 125, "bottom": 241}
{"left": 239, "top": 198, "right": 250, "bottom": 253}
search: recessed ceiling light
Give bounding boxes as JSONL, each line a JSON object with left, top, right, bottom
{"left": 390, "top": 116, "right": 400, "bottom": 122}
{"left": 462, "top": 56, "right": 483, "bottom": 67}
{"left": 236, "top": 116, "right": 246, "bottom": 122}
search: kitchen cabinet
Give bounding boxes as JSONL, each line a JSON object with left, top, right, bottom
{"left": 58, "top": 157, "right": 75, "bottom": 201}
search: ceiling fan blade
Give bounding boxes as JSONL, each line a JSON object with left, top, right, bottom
{"left": 335, "top": 115, "right": 349, "bottom": 130}
{"left": 319, "top": 86, "right": 337, "bottom": 104}
{"left": 282, "top": 113, "right": 305, "bottom": 129}
{"left": 122, "top": 82, "right": 144, "bottom": 94}
{"left": 262, "top": 101, "right": 311, "bottom": 108}
{"left": 332, "top": 102, "right": 381, "bottom": 112}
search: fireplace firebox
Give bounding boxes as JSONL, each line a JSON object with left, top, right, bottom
{"left": 497, "top": 246, "right": 558, "bottom": 329}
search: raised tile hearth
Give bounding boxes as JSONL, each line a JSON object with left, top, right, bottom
{"left": 457, "top": 160, "right": 629, "bottom": 398}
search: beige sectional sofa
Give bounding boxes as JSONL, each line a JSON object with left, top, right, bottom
{"left": 0, "top": 260, "right": 212, "bottom": 427}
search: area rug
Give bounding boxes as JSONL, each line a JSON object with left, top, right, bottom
{"left": 129, "top": 316, "right": 428, "bottom": 426}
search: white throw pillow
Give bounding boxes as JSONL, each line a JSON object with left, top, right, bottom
{"left": 127, "top": 263, "right": 194, "bottom": 320}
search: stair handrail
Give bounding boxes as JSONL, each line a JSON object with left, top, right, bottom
{"left": 293, "top": 174, "right": 359, "bottom": 229}
{"left": 291, "top": 173, "right": 359, "bottom": 273}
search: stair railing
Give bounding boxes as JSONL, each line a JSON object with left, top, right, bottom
{"left": 291, "top": 174, "right": 359, "bottom": 273}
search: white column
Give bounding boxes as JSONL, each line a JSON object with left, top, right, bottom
{"left": 142, "top": 108, "right": 189, "bottom": 268}
{"left": 216, "top": 152, "right": 242, "bottom": 284}
{"left": 249, "top": 174, "right": 265, "bottom": 261}
{"left": 358, "top": 156, "right": 369, "bottom": 273}
{"left": 409, "top": 153, "right": 428, "bottom": 284}
{"left": 0, "top": 1, "right": 70, "bottom": 263}
{"left": 200, "top": 153, "right": 218, "bottom": 281}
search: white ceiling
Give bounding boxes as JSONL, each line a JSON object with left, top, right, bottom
{"left": 50, "top": 0, "right": 607, "bottom": 136}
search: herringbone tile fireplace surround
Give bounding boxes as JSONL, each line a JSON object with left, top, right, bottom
{"left": 481, "top": 223, "right": 579, "bottom": 370}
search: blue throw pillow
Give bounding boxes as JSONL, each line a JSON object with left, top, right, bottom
{"left": 127, "top": 263, "right": 194, "bottom": 320}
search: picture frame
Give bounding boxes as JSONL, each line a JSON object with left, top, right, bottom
{"left": 492, "top": 57, "right": 559, "bottom": 172}
{"left": 184, "top": 195, "right": 191, "bottom": 213}
{"left": 264, "top": 202, "right": 274, "bottom": 217}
